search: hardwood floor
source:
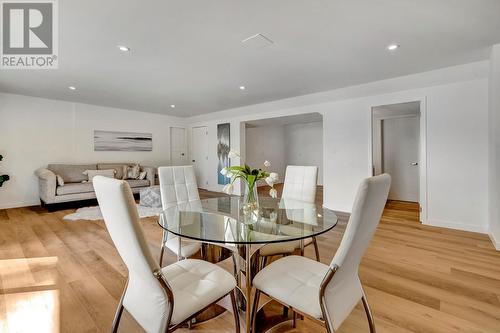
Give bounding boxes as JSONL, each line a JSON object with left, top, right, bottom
{"left": 0, "top": 187, "right": 499, "bottom": 332}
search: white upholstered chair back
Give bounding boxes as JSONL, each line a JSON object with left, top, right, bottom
{"left": 158, "top": 166, "right": 200, "bottom": 209}
{"left": 282, "top": 166, "right": 318, "bottom": 203}
{"left": 93, "top": 176, "right": 170, "bottom": 333}
{"left": 323, "top": 174, "right": 391, "bottom": 330}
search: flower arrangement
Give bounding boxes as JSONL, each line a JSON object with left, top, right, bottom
{"left": 220, "top": 150, "right": 279, "bottom": 209}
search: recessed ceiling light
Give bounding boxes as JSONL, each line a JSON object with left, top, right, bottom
{"left": 117, "top": 45, "right": 130, "bottom": 52}
{"left": 239, "top": 86, "right": 246, "bottom": 90}
{"left": 170, "top": 104, "right": 175, "bottom": 108}
{"left": 68, "top": 86, "right": 76, "bottom": 90}
{"left": 387, "top": 44, "right": 400, "bottom": 51}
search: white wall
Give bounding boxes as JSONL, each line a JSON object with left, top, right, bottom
{"left": 188, "top": 61, "right": 490, "bottom": 233}
{"left": 324, "top": 80, "right": 488, "bottom": 232}
{"left": 245, "top": 125, "right": 287, "bottom": 183}
{"left": 245, "top": 122, "right": 324, "bottom": 186}
{"left": 489, "top": 44, "right": 500, "bottom": 249}
{"left": 0, "top": 93, "right": 186, "bottom": 208}
{"left": 285, "top": 122, "right": 323, "bottom": 185}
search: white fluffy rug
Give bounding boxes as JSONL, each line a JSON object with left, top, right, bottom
{"left": 63, "top": 204, "right": 162, "bottom": 221}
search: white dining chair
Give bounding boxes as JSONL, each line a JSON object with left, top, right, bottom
{"left": 258, "top": 165, "right": 320, "bottom": 262}
{"left": 252, "top": 174, "right": 391, "bottom": 333}
{"left": 93, "top": 176, "right": 240, "bottom": 333}
{"left": 158, "top": 166, "right": 202, "bottom": 264}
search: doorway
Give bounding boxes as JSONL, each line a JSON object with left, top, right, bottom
{"left": 170, "top": 127, "right": 187, "bottom": 166}
{"left": 372, "top": 102, "right": 420, "bottom": 203}
{"left": 191, "top": 126, "right": 209, "bottom": 189}
{"left": 244, "top": 113, "right": 323, "bottom": 197}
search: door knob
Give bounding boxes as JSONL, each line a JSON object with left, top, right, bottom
{"left": 410, "top": 162, "right": 419, "bottom": 166}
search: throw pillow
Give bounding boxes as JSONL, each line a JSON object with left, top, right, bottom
{"left": 56, "top": 175, "right": 65, "bottom": 186}
{"left": 83, "top": 169, "right": 116, "bottom": 182}
{"left": 138, "top": 171, "right": 147, "bottom": 180}
{"left": 122, "top": 164, "right": 141, "bottom": 179}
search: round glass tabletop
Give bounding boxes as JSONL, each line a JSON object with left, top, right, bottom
{"left": 158, "top": 196, "right": 338, "bottom": 245}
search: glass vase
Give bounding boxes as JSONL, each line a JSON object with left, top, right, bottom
{"left": 242, "top": 179, "right": 259, "bottom": 223}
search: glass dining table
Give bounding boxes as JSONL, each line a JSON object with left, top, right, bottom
{"left": 158, "top": 196, "right": 338, "bottom": 333}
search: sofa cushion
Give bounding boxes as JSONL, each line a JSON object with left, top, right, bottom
{"left": 56, "top": 179, "right": 149, "bottom": 196}
{"left": 97, "top": 163, "right": 133, "bottom": 180}
{"left": 84, "top": 169, "right": 116, "bottom": 181}
{"left": 48, "top": 164, "right": 97, "bottom": 183}
{"left": 125, "top": 179, "right": 150, "bottom": 188}
{"left": 56, "top": 182, "right": 95, "bottom": 196}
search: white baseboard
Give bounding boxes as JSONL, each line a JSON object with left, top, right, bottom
{"left": 489, "top": 232, "right": 500, "bottom": 251}
{"left": 423, "top": 219, "right": 487, "bottom": 234}
{"left": 0, "top": 200, "right": 40, "bottom": 209}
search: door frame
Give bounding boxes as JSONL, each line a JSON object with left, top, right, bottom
{"left": 169, "top": 126, "right": 187, "bottom": 166}
{"left": 369, "top": 97, "right": 428, "bottom": 224}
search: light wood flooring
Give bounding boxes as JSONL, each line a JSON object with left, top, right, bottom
{"left": 0, "top": 186, "right": 499, "bottom": 333}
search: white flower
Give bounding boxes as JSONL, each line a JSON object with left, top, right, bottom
{"left": 228, "top": 150, "right": 240, "bottom": 159}
{"left": 220, "top": 168, "right": 228, "bottom": 176}
{"left": 222, "top": 183, "right": 234, "bottom": 195}
{"left": 265, "top": 176, "right": 275, "bottom": 187}
{"left": 269, "top": 172, "right": 279, "bottom": 182}
{"left": 269, "top": 188, "right": 278, "bottom": 198}
{"left": 263, "top": 160, "right": 271, "bottom": 167}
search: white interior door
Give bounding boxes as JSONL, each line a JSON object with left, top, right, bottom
{"left": 191, "top": 127, "right": 209, "bottom": 189}
{"left": 382, "top": 116, "right": 420, "bottom": 202}
{"left": 170, "top": 127, "right": 187, "bottom": 166}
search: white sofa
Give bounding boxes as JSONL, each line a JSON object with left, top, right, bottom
{"left": 35, "top": 163, "right": 156, "bottom": 206}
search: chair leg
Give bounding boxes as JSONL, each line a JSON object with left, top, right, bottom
{"left": 251, "top": 289, "right": 261, "bottom": 333}
{"left": 230, "top": 290, "right": 240, "bottom": 333}
{"left": 232, "top": 253, "right": 240, "bottom": 284}
{"left": 159, "top": 230, "right": 167, "bottom": 265}
{"left": 111, "top": 289, "right": 126, "bottom": 333}
{"left": 312, "top": 236, "right": 320, "bottom": 262}
{"left": 361, "top": 291, "right": 376, "bottom": 333}
{"left": 159, "top": 244, "right": 165, "bottom": 266}
{"left": 260, "top": 256, "right": 268, "bottom": 271}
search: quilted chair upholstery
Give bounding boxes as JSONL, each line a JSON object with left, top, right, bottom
{"left": 252, "top": 174, "right": 391, "bottom": 333}
{"left": 282, "top": 165, "right": 319, "bottom": 202}
{"left": 258, "top": 166, "right": 319, "bottom": 258}
{"left": 158, "top": 166, "right": 202, "bottom": 260}
{"left": 93, "top": 176, "right": 238, "bottom": 333}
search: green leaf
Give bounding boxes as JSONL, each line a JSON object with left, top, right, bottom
{"left": 227, "top": 166, "right": 245, "bottom": 171}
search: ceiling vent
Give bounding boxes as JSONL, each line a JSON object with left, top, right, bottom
{"left": 241, "top": 33, "right": 274, "bottom": 48}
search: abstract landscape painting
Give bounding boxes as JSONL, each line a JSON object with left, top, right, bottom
{"left": 217, "top": 123, "right": 230, "bottom": 185}
{"left": 94, "top": 130, "right": 152, "bottom": 151}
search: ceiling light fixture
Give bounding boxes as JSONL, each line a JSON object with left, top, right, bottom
{"left": 117, "top": 45, "right": 130, "bottom": 52}
{"left": 239, "top": 86, "right": 246, "bottom": 90}
{"left": 68, "top": 86, "right": 76, "bottom": 90}
{"left": 387, "top": 43, "right": 400, "bottom": 51}
{"left": 170, "top": 104, "right": 175, "bottom": 108}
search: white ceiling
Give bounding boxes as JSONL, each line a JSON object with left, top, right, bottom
{"left": 1, "top": 0, "right": 499, "bottom": 117}
{"left": 245, "top": 113, "right": 323, "bottom": 128}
